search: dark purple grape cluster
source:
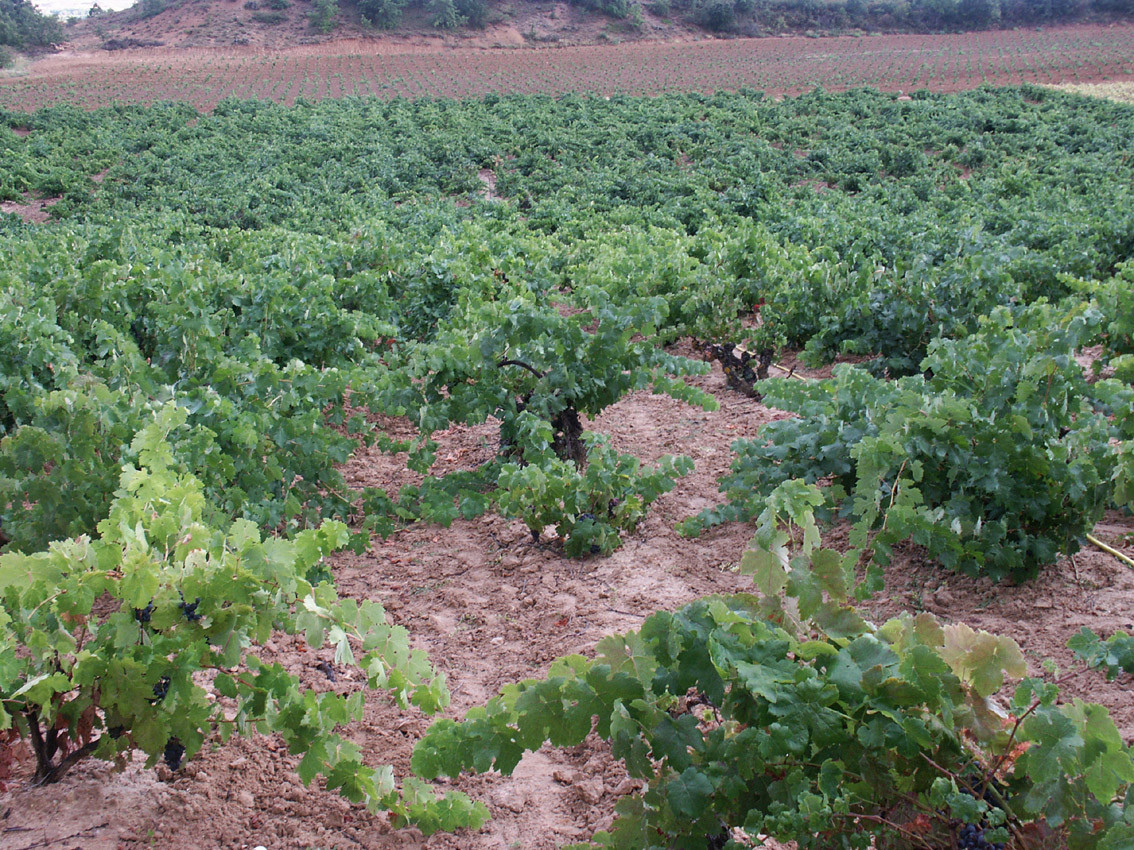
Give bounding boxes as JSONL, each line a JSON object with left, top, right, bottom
{"left": 575, "top": 513, "right": 602, "bottom": 553}
{"left": 150, "top": 675, "right": 171, "bottom": 704}
{"left": 957, "top": 823, "right": 1004, "bottom": 850}
{"left": 178, "top": 594, "right": 202, "bottom": 622}
{"left": 163, "top": 737, "right": 185, "bottom": 771}
{"left": 134, "top": 601, "right": 154, "bottom": 624}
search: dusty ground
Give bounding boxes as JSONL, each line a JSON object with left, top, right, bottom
{"left": 1, "top": 343, "right": 1131, "bottom": 850}
{"left": 0, "top": 196, "right": 59, "bottom": 223}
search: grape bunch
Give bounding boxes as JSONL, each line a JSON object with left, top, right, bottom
{"left": 134, "top": 601, "right": 154, "bottom": 624}
{"left": 178, "top": 593, "right": 202, "bottom": 622}
{"left": 150, "top": 675, "right": 171, "bottom": 704}
{"left": 956, "top": 823, "right": 1004, "bottom": 850}
{"left": 163, "top": 737, "right": 185, "bottom": 771}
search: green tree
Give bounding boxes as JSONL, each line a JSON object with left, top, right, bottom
{"left": 455, "top": 0, "right": 487, "bottom": 25}
{"left": 0, "top": 0, "right": 63, "bottom": 48}
{"left": 309, "top": 0, "right": 338, "bottom": 31}
{"left": 358, "top": 0, "right": 406, "bottom": 27}
{"left": 695, "top": 0, "right": 736, "bottom": 30}
{"left": 430, "top": 0, "right": 464, "bottom": 28}
{"left": 959, "top": 0, "right": 1000, "bottom": 24}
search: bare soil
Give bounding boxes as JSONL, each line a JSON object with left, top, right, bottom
{"left": 1, "top": 348, "right": 1131, "bottom": 850}
{"left": 4, "top": 22, "right": 1132, "bottom": 111}
{"left": 0, "top": 195, "right": 61, "bottom": 223}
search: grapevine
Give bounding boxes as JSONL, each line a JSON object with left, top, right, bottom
{"left": 413, "top": 482, "right": 1134, "bottom": 849}
{"left": 685, "top": 301, "right": 1121, "bottom": 581}
{"left": 0, "top": 406, "right": 487, "bottom": 832}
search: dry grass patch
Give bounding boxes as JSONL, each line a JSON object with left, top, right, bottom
{"left": 1049, "top": 81, "right": 1134, "bottom": 104}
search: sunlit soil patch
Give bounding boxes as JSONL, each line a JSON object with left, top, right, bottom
{"left": 1048, "top": 80, "right": 1134, "bottom": 103}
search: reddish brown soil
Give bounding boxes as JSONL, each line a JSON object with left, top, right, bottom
{"left": 2, "top": 22, "right": 1132, "bottom": 111}
{"left": 0, "top": 195, "right": 61, "bottom": 223}
{"left": 1, "top": 348, "right": 1131, "bottom": 850}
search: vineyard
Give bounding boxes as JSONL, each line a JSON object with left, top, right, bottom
{"left": 0, "top": 22, "right": 1132, "bottom": 110}
{"left": 1, "top": 48, "right": 1134, "bottom": 850}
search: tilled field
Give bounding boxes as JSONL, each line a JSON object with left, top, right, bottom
{"left": 2, "top": 22, "right": 1132, "bottom": 111}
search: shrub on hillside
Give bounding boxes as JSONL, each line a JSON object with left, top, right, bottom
{"left": 135, "top": 0, "right": 166, "bottom": 19}
{"left": 455, "top": 0, "right": 487, "bottom": 26}
{"left": 359, "top": 0, "right": 406, "bottom": 27}
{"left": 309, "top": 0, "right": 337, "bottom": 30}
{"left": 695, "top": 0, "right": 736, "bottom": 29}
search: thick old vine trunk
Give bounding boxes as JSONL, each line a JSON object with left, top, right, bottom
{"left": 500, "top": 398, "right": 587, "bottom": 468}
{"left": 549, "top": 406, "right": 586, "bottom": 469}
{"left": 497, "top": 358, "right": 588, "bottom": 469}
{"left": 705, "top": 343, "right": 774, "bottom": 399}
{"left": 26, "top": 709, "right": 98, "bottom": 786}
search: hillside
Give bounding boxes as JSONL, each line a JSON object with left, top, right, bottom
{"left": 55, "top": 0, "right": 1134, "bottom": 52}
{"left": 63, "top": 0, "right": 700, "bottom": 50}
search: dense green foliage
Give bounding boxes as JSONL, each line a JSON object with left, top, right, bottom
{"left": 0, "top": 220, "right": 380, "bottom": 552}
{"left": 0, "top": 405, "right": 487, "bottom": 829}
{"left": 1, "top": 86, "right": 1132, "bottom": 836}
{"left": 415, "top": 486, "right": 1134, "bottom": 848}
{"left": 0, "top": 0, "right": 62, "bottom": 49}
{"left": 309, "top": 0, "right": 339, "bottom": 31}
{"left": 683, "top": 300, "right": 1125, "bottom": 581}
{"left": 652, "top": 0, "right": 1134, "bottom": 36}
{"left": 358, "top": 0, "right": 407, "bottom": 26}
{"left": 1, "top": 87, "right": 1131, "bottom": 570}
